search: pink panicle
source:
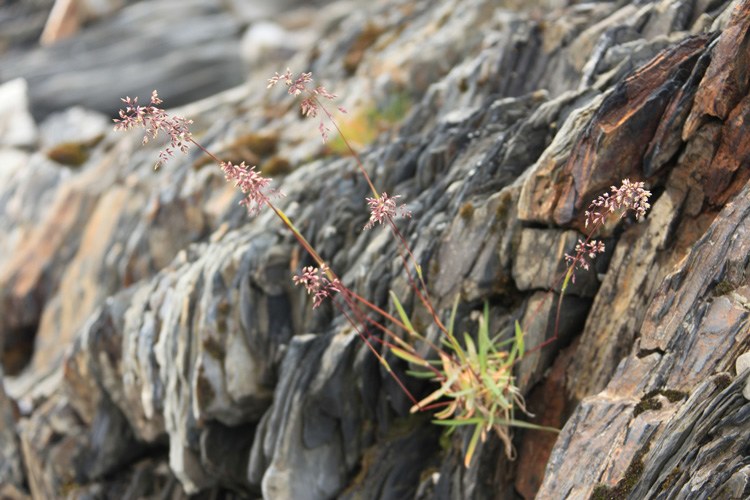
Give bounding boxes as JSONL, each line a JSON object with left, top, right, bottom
{"left": 293, "top": 264, "right": 341, "bottom": 308}
{"left": 585, "top": 179, "right": 652, "bottom": 229}
{"left": 267, "top": 68, "right": 345, "bottom": 142}
{"left": 564, "top": 239, "right": 606, "bottom": 282}
{"left": 566, "top": 179, "right": 652, "bottom": 283}
{"left": 364, "top": 192, "right": 412, "bottom": 230}
{"left": 113, "top": 90, "right": 193, "bottom": 168}
{"left": 220, "top": 161, "right": 276, "bottom": 215}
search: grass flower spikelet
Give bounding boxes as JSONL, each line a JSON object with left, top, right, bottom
{"left": 564, "top": 239, "right": 606, "bottom": 277}
{"left": 565, "top": 179, "right": 652, "bottom": 284}
{"left": 220, "top": 161, "right": 276, "bottom": 215}
{"left": 267, "top": 68, "right": 344, "bottom": 142}
{"left": 585, "top": 178, "right": 652, "bottom": 228}
{"left": 364, "top": 192, "right": 412, "bottom": 230}
{"left": 113, "top": 90, "right": 193, "bottom": 168}
{"left": 293, "top": 264, "right": 341, "bottom": 308}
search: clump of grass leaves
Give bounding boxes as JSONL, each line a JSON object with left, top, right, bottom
{"left": 390, "top": 294, "right": 558, "bottom": 466}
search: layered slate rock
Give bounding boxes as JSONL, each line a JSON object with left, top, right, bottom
{"left": 1, "top": 0, "right": 749, "bottom": 498}
{"left": 537, "top": 1, "right": 750, "bottom": 497}
{"left": 540, "top": 177, "right": 750, "bottom": 497}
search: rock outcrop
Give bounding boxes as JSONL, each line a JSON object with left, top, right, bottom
{"left": 1, "top": 0, "right": 750, "bottom": 498}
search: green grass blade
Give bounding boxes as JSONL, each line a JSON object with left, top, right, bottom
{"left": 481, "top": 374, "right": 510, "bottom": 408}
{"left": 477, "top": 302, "right": 492, "bottom": 370}
{"left": 491, "top": 419, "right": 560, "bottom": 432}
{"left": 464, "top": 423, "right": 483, "bottom": 467}
{"left": 478, "top": 308, "right": 490, "bottom": 354}
{"left": 389, "top": 291, "right": 424, "bottom": 341}
{"left": 492, "top": 336, "right": 517, "bottom": 349}
{"left": 445, "top": 296, "right": 468, "bottom": 363}
{"left": 391, "top": 346, "right": 429, "bottom": 367}
{"left": 514, "top": 320, "right": 525, "bottom": 358}
{"left": 463, "top": 333, "right": 478, "bottom": 365}
{"left": 406, "top": 369, "right": 437, "bottom": 379}
{"left": 561, "top": 268, "right": 573, "bottom": 294}
{"left": 431, "top": 417, "right": 485, "bottom": 426}
{"left": 448, "top": 295, "right": 459, "bottom": 335}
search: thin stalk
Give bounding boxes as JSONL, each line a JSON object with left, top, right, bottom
{"left": 314, "top": 97, "right": 379, "bottom": 199}
{"left": 192, "top": 137, "right": 427, "bottom": 407}
{"left": 333, "top": 300, "right": 421, "bottom": 407}
{"left": 387, "top": 217, "right": 447, "bottom": 334}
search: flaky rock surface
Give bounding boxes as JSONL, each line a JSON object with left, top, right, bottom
{"left": 1, "top": 0, "right": 750, "bottom": 498}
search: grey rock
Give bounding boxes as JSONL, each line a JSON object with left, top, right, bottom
{"left": 1, "top": 0, "right": 747, "bottom": 498}
{"left": 0, "top": 367, "right": 25, "bottom": 490}
{"left": 249, "top": 332, "right": 372, "bottom": 499}
{"left": 0, "top": 79, "right": 38, "bottom": 148}
{"left": 38, "top": 106, "right": 109, "bottom": 149}
{"left": 0, "top": 0, "right": 245, "bottom": 120}
{"left": 0, "top": 0, "right": 54, "bottom": 51}
{"left": 241, "top": 21, "right": 317, "bottom": 70}
{"left": 632, "top": 374, "right": 750, "bottom": 499}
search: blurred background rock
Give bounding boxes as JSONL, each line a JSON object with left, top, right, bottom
{"left": 0, "top": 0, "right": 358, "bottom": 120}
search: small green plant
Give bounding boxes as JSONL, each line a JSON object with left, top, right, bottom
{"left": 391, "top": 296, "right": 557, "bottom": 464}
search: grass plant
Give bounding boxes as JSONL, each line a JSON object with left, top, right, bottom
{"left": 114, "top": 70, "right": 651, "bottom": 466}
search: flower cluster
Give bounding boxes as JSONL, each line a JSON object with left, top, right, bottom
{"left": 564, "top": 179, "right": 652, "bottom": 283}
{"left": 293, "top": 264, "right": 341, "bottom": 308}
{"left": 267, "top": 69, "right": 313, "bottom": 95}
{"left": 113, "top": 90, "right": 193, "bottom": 168}
{"left": 564, "top": 239, "right": 606, "bottom": 279}
{"left": 267, "top": 68, "right": 346, "bottom": 142}
{"left": 364, "top": 193, "right": 412, "bottom": 230}
{"left": 220, "top": 161, "right": 275, "bottom": 215}
{"left": 584, "top": 179, "right": 652, "bottom": 229}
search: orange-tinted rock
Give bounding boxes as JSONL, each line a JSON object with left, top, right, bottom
{"left": 703, "top": 94, "right": 750, "bottom": 205}
{"left": 515, "top": 339, "right": 577, "bottom": 499}
{"left": 520, "top": 35, "right": 710, "bottom": 226}
{"left": 566, "top": 35, "right": 709, "bottom": 220}
{"left": 683, "top": 0, "right": 750, "bottom": 139}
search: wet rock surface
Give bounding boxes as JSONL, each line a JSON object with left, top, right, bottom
{"left": 1, "top": 0, "right": 750, "bottom": 498}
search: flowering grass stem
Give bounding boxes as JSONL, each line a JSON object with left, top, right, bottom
{"left": 116, "top": 74, "right": 651, "bottom": 467}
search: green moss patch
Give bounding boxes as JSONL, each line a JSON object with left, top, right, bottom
{"left": 261, "top": 156, "right": 293, "bottom": 177}
{"left": 47, "top": 142, "right": 89, "bottom": 167}
{"left": 459, "top": 202, "right": 475, "bottom": 220}
{"left": 327, "top": 93, "right": 413, "bottom": 154}
{"left": 660, "top": 389, "right": 687, "bottom": 402}
{"left": 202, "top": 336, "right": 226, "bottom": 360}
{"left": 235, "top": 132, "right": 279, "bottom": 157}
{"left": 713, "top": 280, "right": 735, "bottom": 296}
{"left": 659, "top": 467, "right": 682, "bottom": 492}
{"left": 713, "top": 373, "right": 732, "bottom": 391}
{"left": 590, "top": 436, "right": 653, "bottom": 499}
{"left": 195, "top": 367, "right": 216, "bottom": 407}
{"left": 633, "top": 389, "right": 688, "bottom": 417}
{"left": 633, "top": 397, "right": 662, "bottom": 417}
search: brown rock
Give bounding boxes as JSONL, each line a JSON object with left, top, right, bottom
{"left": 515, "top": 339, "right": 577, "bottom": 499}
{"left": 539, "top": 175, "right": 750, "bottom": 497}
{"left": 683, "top": 0, "right": 750, "bottom": 138}
{"left": 39, "top": 0, "right": 81, "bottom": 46}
